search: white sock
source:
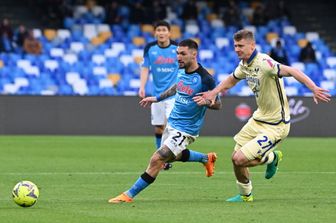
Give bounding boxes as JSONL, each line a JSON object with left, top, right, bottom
{"left": 236, "top": 180, "right": 252, "bottom": 196}
{"left": 262, "top": 152, "right": 275, "bottom": 165}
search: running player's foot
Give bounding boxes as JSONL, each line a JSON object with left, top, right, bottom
{"left": 162, "top": 163, "right": 173, "bottom": 171}
{"left": 203, "top": 152, "right": 217, "bottom": 177}
{"left": 265, "top": 151, "right": 283, "bottom": 179}
{"left": 226, "top": 194, "right": 254, "bottom": 202}
{"left": 108, "top": 193, "right": 133, "bottom": 204}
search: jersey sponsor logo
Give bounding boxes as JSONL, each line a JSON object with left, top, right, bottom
{"left": 157, "top": 67, "right": 176, "bottom": 73}
{"left": 177, "top": 80, "right": 194, "bottom": 95}
{"left": 154, "top": 56, "right": 175, "bottom": 64}
{"left": 289, "top": 98, "right": 310, "bottom": 123}
{"left": 176, "top": 94, "right": 189, "bottom": 104}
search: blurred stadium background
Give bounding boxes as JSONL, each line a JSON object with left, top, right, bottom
{"left": 0, "top": 0, "right": 335, "bottom": 135}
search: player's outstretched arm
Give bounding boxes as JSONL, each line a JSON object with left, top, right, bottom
{"left": 139, "top": 84, "right": 177, "bottom": 108}
{"left": 200, "top": 74, "right": 240, "bottom": 104}
{"left": 193, "top": 95, "right": 222, "bottom": 110}
{"left": 139, "top": 96, "right": 157, "bottom": 107}
{"left": 279, "top": 64, "right": 331, "bottom": 104}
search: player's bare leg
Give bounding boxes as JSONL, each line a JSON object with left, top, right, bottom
{"left": 227, "top": 151, "right": 253, "bottom": 202}
{"left": 109, "top": 146, "right": 174, "bottom": 204}
{"left": 155, "top": 125, "right": 172, "bottom": 170}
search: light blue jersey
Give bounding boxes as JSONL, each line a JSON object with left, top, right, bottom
{"left": 143, "top": 40, "right": 178, "bottom": 97}
{"left": 168, "top": 64, "right": 216, "bottom": 136}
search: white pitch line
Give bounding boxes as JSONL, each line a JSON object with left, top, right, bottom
{"left": 0, "top": 171, "right": 335, "bottom": 175}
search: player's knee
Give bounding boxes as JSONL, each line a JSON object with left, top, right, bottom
{"left": 149, "top": 152, "right": 165, "bottom": 167}
{"left": 231, "top": 152, "right": 247, "bottom": 167}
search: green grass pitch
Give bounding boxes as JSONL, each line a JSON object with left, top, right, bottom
{"left": 0, "top": 136, "right": 335, "bottom": 223}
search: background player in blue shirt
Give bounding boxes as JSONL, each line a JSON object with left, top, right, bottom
{"left": 138, "top": 21, "right": 178, "bottom": 162}
{"left": 109, "top": 39, "right": 221, "bottom": 204}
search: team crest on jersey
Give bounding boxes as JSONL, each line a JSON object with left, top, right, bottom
{"left": 252, "top": 66, "right": 260, "bottom": 76}
{"left": 192, "top": 76, "right": 198, "bottom": 83}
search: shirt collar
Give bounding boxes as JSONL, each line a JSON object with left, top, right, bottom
{"left": 246, "top": 49, "right": 258, "bottom": 65}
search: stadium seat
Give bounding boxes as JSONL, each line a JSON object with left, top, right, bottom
{"left": 141, "top": 24, "right": 154, "bottom": 33}
{"left": 323, "top": 69, "right": 336, "bottom": 80}
{"left": 244, "top": 25, "right": 256, "bottom": 34}
{"left": 306, "top": 32, "right": 320, "bottom": 42}
{"left": 120, "top": 55, "right": 134, "bottom": 66}
{"left": 72, "top": 79, "right": 88, "bottom": 95}
{"left": 211, "top": 19, "right": 224, "bottom": 28}
{"left": 215, "top": 37, "right": 229, "bottom": 49}
{"left": 285, "top": 86, "right": 298, "bottom": 96}
{"left": 50, "top": 48, "right": 64, "bottom": 58}
{"left": 266, "top": 32, "right": 279, "bottom": 43}
{"left": 57, "top": 29, "right": 71, "bottom": 40}
{"left": 108, "top": 74, "right": 121, "bottom": 85}
{"left": 326, "top": 57, "right": 336, "bottom": 68}
{"left": 320, "top": 80, "right": 335, "bottom": 91}
{"left": 291, "top": 62, "right": 305, "bottom": 71}
{"left": 132, "top": 37, "right": 145, "bottom": 46}
{"left": 131, "top": 49, "right": 143, "bottom": 64}
{"left": 93, "top": 66, "right": 107, "bottom": 76}
{"left": 97, "top": 24, "right": 111, "bottom": 34}
{"left": 73, "top": 5, "right": 88, "bottom": 19}
{"left": 63, "top": 53, "right": 78, "bottom": 65}
{"left": 70, "top": 42, "right": 85, "bottom": 53}
{"left": 185, "top": 23, "right": 199, "bottom": 35}
{"left": 33, "top": 28, "right": 42, "bottom": 38}
{"left": 83, "top": 24, "right": 97, "bottom": 40}
{"left": 92, "top": 54, "right": 106, "bottom": 65}
{"left": 297, "top": 39, "right": 308, "bottom": 48}
{"left": 283, "top": 26, "right": 297, "bottom": 36}
{"left": 44, "top": 60, "right": 59, "bottom": 71}
{"left": 199, "top": 49, "right": 214, "bottom": 61}
{"left": 170, "top": 25, "right": 181, "bottom": 40}
{"left": 44, "top": 29, "right": 57, "bottom": 41}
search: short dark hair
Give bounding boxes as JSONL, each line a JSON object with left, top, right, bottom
{"left": 154, "top": 20, "right": 170, "bottom": 31}
{"left": 178, "top": 39, "right": 198, "bottom": 51}
{"left": 233, "top": 29, "right": 255, "bottom": 42}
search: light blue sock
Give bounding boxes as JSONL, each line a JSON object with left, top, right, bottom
{"left": 155, "top": 134, "right": 162, "bottom": 149}
{"left": 125, "top": 177, "right": 149, "bottom": 198}
{"left": 188, "top": 150, "right": 208, "bottom": 163}
{"left": 125, "top": 172, "right": 155, "bottom": 198}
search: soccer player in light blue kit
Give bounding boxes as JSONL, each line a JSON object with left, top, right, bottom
{"left": 139, "top": 21, "right": 178, "bottom": 169}
{"left": 109, "top": 39, "right": 221, "bottom": 203}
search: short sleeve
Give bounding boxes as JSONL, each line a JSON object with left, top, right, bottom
{"left": 261, "top": 57, "right": 280, "bottom": 78}
{"left": 233, "top": 65, "right": 245, "bottom": 79}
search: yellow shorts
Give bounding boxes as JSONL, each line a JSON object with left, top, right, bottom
{"left": 234, "top": 118, "right": 290, "bottom": 160}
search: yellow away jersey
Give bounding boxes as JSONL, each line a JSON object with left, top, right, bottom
{"left": 233, "top": 50, "right": 290, "bottom": 124}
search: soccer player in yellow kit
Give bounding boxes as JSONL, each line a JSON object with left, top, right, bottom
{"left": 201, "top": 29, "right": 331, "bottom": 202}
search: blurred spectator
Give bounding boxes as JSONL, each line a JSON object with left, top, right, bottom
{"left": 265, "top": 0, "right": 291, "bottom": 20}
{"left": 86, "top": 0, "right": 105, "bottom": 22}
{"left": 223, "top": 0, "right": 242, "bottom": 28}
{"left": 23, "top": 30, "right": 42, "bottom": 55}
{"left": 13, "top": 25, "right": 29, "bottom": 48}
{"left": 299, "top": 41, "right": 317, "bottom": 63}
{"left": 105, "top": 1, "right": 121, "bottom": 24}
{"left": 0, "top": 18, "right": 13, "bottom": 40}
{"left": 0, "top": 32, "right": 14, "bottom": 53}
{"left": 181, "top": 0, "right": 198, "bottom": 21}
{"left": 251, "top": 4, "right": 268, "bottom": 26}
{"left": 151, "top": 0, "right": 167, "bottom": 21}
{"left": 129, "top": 2, "right": 147, "bottom": 24}
{"left": 270, "top": 39, "right": 289, "bottom": 65}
